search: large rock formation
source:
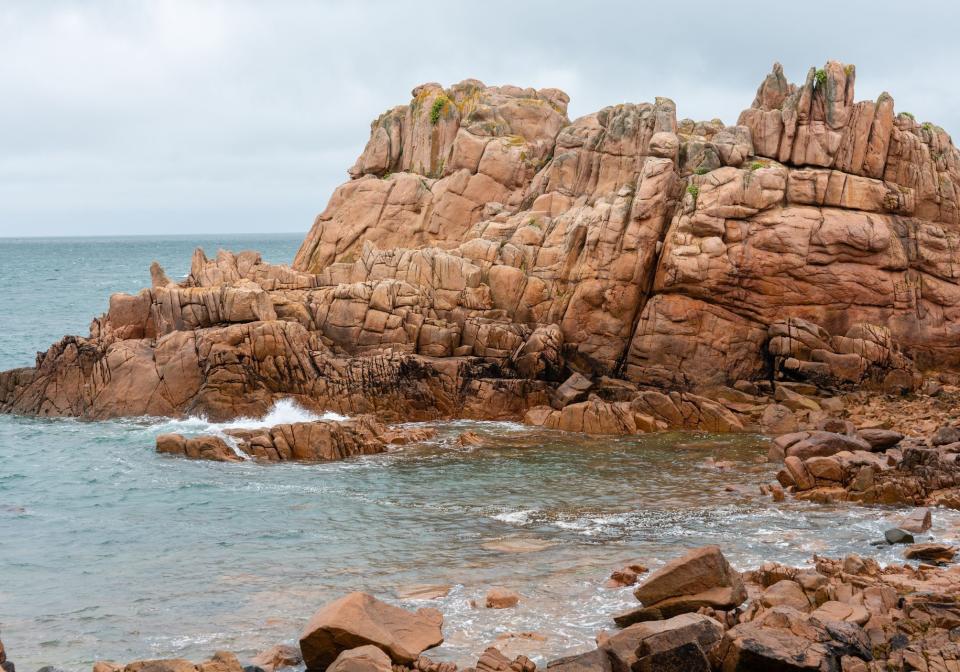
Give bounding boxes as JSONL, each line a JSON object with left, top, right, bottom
{"left": 2, "top": 62, "right": 959, "bottom": 429}
{"left": 156, "top": 415, "right": 436, "bottom": 462}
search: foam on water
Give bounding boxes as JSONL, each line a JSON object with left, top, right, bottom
{"left": 136, "top": 398, "right": 348, "bottom": 438}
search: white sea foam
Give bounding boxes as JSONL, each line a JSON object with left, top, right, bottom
{"left": 492, "top": 509, "right": 537, "bottom": 525}
{"left": 141, "top": 398, "right": 348, "bottom": 437}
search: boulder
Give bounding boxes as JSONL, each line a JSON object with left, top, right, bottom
{"left": 156, "top": 434, "right": 240, "bottom": 462}
{"left": 904, "top": 543, "right": 956, "bottom": 564}
{"left": 599, "top": 613, "right": 723, "bottom": 672}
{"left": 761, "top": 405, "right": 799, "bottom": 435}
{"left": 784, "top": 432, "right": 871, "bottom": 460}
{"left": 325, "top": 646, "right": 392, "bottom": 672}
{"left": 633, "top": 546, "right": 746, "bottom": 616}
{"left": 298, "top": 592, "right": 443, "bottom": 671}
{"left": 856, "top": 428, "right": 902, "bottom": 451}
{"left": 551, "top": 373, "right": 593, "bottom": 410}
{"left": 759, "top": 580, "right": 810, "bottom": 611}
{"left": 898, "top": 507, "right": 932, "bottom": 533}
{"left": 884, "top": 528, "right": 914, "bottom": 545}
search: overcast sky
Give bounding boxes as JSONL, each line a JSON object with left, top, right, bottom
{"left": 1, "top": 1, "right": 957, "bottom": 238}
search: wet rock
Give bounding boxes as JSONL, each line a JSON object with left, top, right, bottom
{"left": 248, "top": 645, "right": 302, "bottom": 672}
{"left": 224, "top": 416, "right": 398, "bottom": 462}
{"left": 454, "top": 432, "right": 483, "bottom": 448}
{"left": 898, "top": 507, "right": 932, "bottom": 533}
{"left": 904, "top": 543, "right": 957, "bottom": 564}
{"left": 93, "top": 664, "right": 120, "bottom": 672}
{"left": 299, "top": 592, "right": 443, "bottom": 671}
{"left": 633, "top": 546, "right": 746, "bottom": 617}
{"left": 783, "top": 456, "right": 815, "bottom": 490}
{"left": 485, "top": 588, "right": 520, "bottom": 609}
{"left": 156, "top": 434, "right": 240, "bottom": 462}
{"left": 326, "top": 646, "right": 393, "bottom": 672}
{"left": 606, "top": 562, "right": 648, "bottom": 588}
{"left": 884, "top": 528, "right": 915, "bottom": 545}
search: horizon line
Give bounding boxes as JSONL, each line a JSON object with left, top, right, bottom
{"left": 0, "top": 231, "right": 306, "bottom": 240}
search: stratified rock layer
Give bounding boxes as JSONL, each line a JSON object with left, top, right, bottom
{"left": 3, "top": 61, "right": 959, "bottom": 427}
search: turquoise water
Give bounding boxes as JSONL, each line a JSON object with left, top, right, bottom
{"left": 1, "top": 236, "right": 958, "bottom": 672}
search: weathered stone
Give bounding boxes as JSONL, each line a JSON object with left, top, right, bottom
{"left": 299, "top": 592, "right": 443, "bottom": 671}
{"left": 326, "top": 646, "right": 392, "bottom": 672}
{"left": 633, "top": 546, "right": 746, "bottom": 615}
{"left": 545, "top": 649, "right": 611, "bottom": 672}
{"left": 898, "top": 507, "right": 932, "bottom": 533}
{"left": 248, "top": 645, "right": 302, "bottom": 672}
{"left": 903, "top": 543, "right": 956, "bottom": 564}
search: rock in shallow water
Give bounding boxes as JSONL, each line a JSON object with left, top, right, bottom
{"left": 298, "top": 592, "right": 443, "bottom": 671}
{"left": 884, "top": 528, "right": 915, "bottom": 545}
{"left": 485, "top": 587, "right": 520, "bottom": 609}
{"left": 633, "top": 545, "right": 746, "bottom": 617}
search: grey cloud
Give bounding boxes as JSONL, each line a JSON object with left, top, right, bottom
{"left": 1, "top": 0, "right": 958, "bottom": 236}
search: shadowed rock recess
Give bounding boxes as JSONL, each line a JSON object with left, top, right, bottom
{"left": 3, "top": 62, "right": 960, "bottom": 434}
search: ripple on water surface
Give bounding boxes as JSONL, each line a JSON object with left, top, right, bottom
{"left": 2, "top": 401, "right": 960, "bottom": 671}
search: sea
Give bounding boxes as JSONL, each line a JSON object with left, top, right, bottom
{"left": 0, "top": 234, "right": 954, "bottom": 671}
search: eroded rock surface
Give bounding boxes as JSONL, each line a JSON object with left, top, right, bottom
{"left": 3, "top": 63, "right": 960, "bottom": 429}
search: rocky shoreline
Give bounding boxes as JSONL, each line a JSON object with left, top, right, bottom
{"left": 5, "top": 58, "right": 960, "bottom": 670}
{"left": 7, "top": 537, "right": 960, "bottom": 672}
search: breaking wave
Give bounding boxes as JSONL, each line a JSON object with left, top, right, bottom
{"left": 134, "top": 398, "right": 348, "bottom": 437}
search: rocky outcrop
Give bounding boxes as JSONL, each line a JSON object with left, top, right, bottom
{"left": 157, "top": 415, "right": 436, "bottom": 462}
{"left": 157, "top": 415, "right": 433, "bottom": 462}
{"left": 3, "top": 62, "right": 960, "bottom": 428}
{"left": 760, "top": 409, "right": 960, "bottom": 508}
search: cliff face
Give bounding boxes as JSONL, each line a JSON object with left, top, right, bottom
{"left": 2, "top": 61, "right": 959, "bottom": 428}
